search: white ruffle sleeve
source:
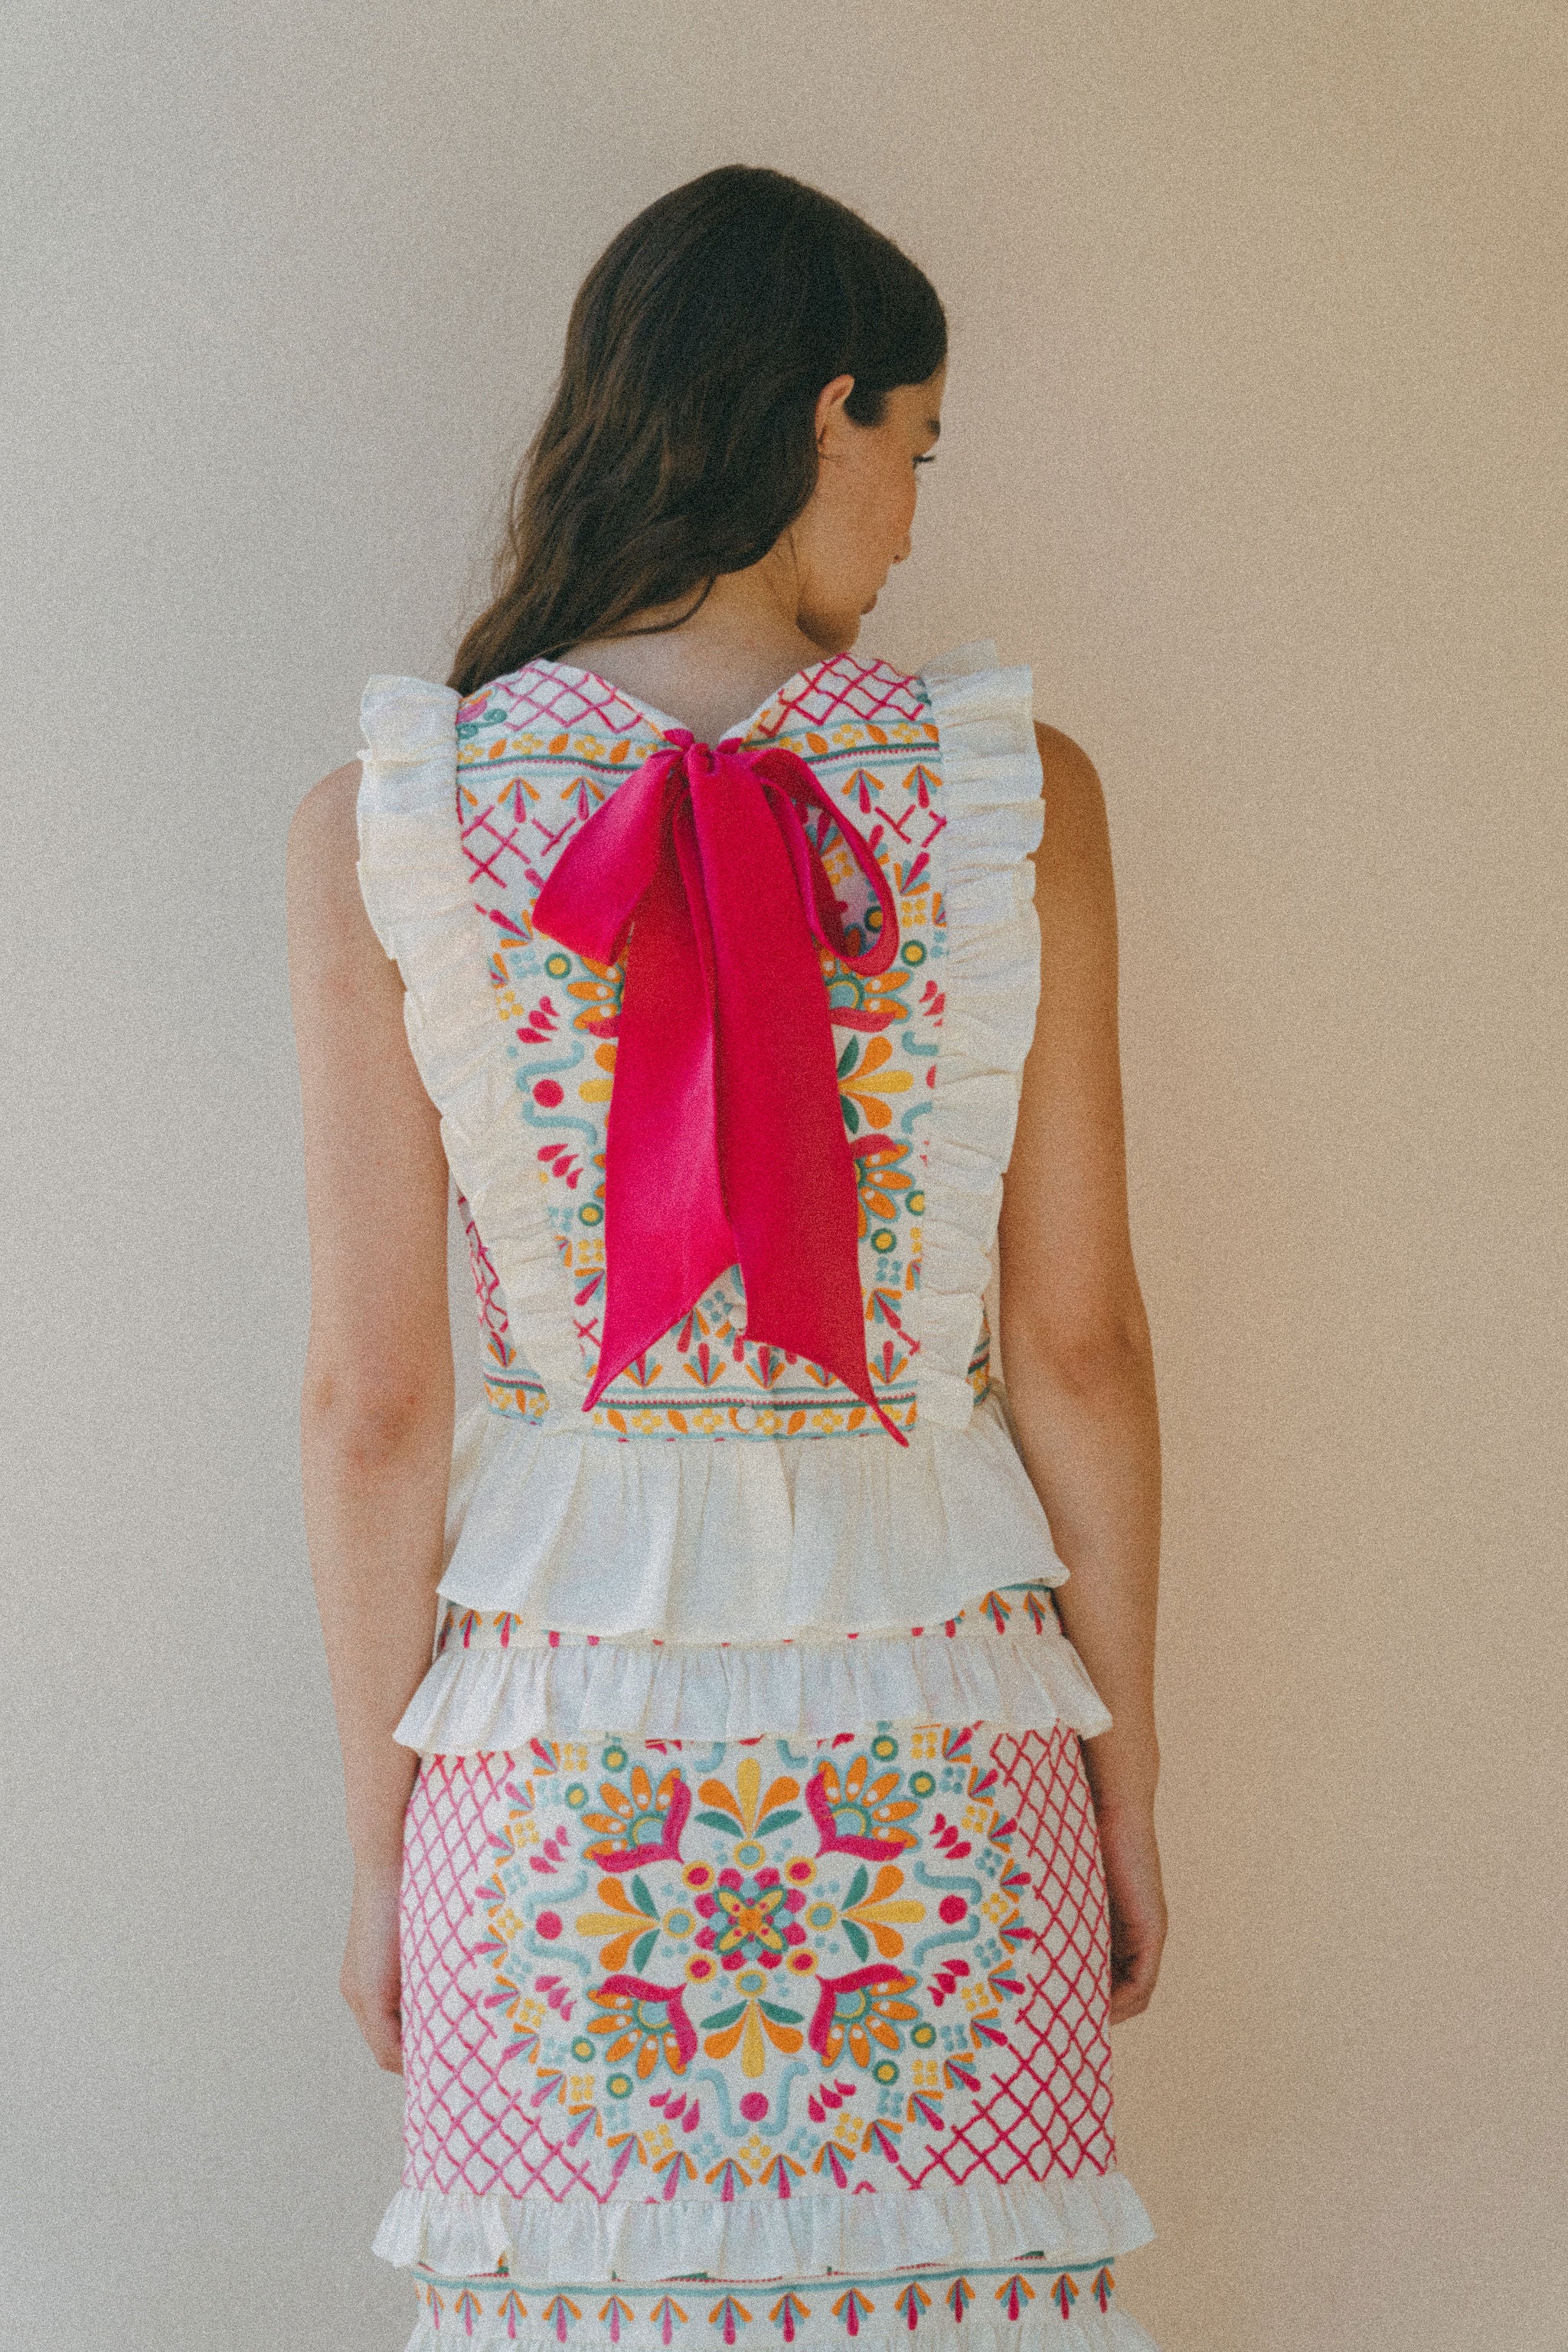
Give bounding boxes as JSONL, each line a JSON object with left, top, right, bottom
{"left": 355, "top": 675, "right": 590, "bottom": 1410}
{"left": 913, "top": 643, "right": 1044, "bottom": 1429}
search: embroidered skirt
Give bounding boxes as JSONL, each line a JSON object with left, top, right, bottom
{"left": 379, "top": 1590, "right": 1159, "bottom": 2348}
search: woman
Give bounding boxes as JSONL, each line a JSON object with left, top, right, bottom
{"left": 289, "top": 165, "right": 1166, "bottom": 2349}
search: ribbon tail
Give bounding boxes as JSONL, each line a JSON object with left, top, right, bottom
{"left": 692, "top": 764, "right": 908, "bottom": 1445}
{"left": 583, "top": 795, "right": 735, "bottom": 1410}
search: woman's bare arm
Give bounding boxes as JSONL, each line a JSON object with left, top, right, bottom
{"left": 996, "top": 724, "right": 1167, "bottom": 2021}
{"left": 286, "top": 760, "right": 455, "bottom": 2068}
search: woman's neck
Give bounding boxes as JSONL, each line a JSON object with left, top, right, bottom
{"left": 558, "top": 552, "right": 851, "bottom": 743}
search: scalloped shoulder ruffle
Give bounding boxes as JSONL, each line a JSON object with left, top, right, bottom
{"left": 914, "top": 643, "right": 1044, "bottom": 1431}
{"left": 356, "top": 676, "right": 589, "bottom": 1410}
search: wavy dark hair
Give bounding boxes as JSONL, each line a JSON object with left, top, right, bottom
{"left": 448, "top": 166, "right": 947, "bottom": 697}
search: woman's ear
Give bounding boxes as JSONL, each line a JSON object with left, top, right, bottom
{"left": 814, "top": 373, "right": 858, "bottom": 448}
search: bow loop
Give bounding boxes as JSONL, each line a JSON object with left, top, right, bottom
{"left": 531, "top": 727, "right": 906, "bottom": 1443}
{"left": 745, "top": 744, "right": 900, "bottom": 978}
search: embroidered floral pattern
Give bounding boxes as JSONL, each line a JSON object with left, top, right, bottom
{"left": 452, "top": 656, "right": 959, "bottom": 1437}
{"left": 583, "top": 1764, "right": 691, "bottom": 1871}
{"left": 472, "top": 1720, "right": 1044, "bottom": 2201}
{"left": 806, "top": 1755, "right": 920, "bottom": 1858}
{"left": 432, "top": 1583, "right": 1063, "bottom": 1660}
{"left": 407, "top": 2260, "right": 1126, "bottom": 2347}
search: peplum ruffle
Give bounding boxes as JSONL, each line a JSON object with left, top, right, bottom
{"left": 431, "top": 1387, "right": 1067, "bottom": 1643}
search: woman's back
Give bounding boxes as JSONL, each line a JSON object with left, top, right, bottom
{"left": 289, "top": 162, "right": 1165, "bottom": 2350}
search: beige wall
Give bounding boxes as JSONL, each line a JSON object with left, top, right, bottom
{"left": 4, "top": 4, "right": 1563, "bottom": 2346}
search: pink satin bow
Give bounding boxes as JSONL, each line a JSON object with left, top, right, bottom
{"left": 532, "top": 725, "right": 907, "bottom": 1444}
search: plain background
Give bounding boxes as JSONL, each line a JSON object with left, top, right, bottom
{"left": 3, "top": 3, "right": 1564, "bottom": 2347}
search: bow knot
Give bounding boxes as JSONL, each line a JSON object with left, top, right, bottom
{"left": 532, "top": 728, "right": 906, "bottom": 1442}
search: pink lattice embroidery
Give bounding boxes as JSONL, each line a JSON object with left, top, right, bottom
{"left": 456, "top": 1191, "right": 548, "bottom": 1421}
{"left": 750, "top": 650, "right": 932, "bottom": 743}
{"left": 895, "top": 1730, "right": 1115, "bottom": 2187}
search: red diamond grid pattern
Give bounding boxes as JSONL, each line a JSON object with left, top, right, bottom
{"left": 455, "top": 653, "right": 931, "bottom": 924}
{"left": 456, "top": 1191, "right": 514, "bottom": 1367}
{"left": 897, "top": 1727, "right": 1116, "bottom": 2190}
{"left": 484, "top": 666, "right": 653, "bottom": 737}
{"left": 467, "top": 650, "right": 930, "bottom": 749}
{"left": 456, "top": 789, "right": 548, "bottom": 911}
{"left": 400, "top": 1753, "right": 612, "bottom": 2201}
{"left": 762, "top": 652, "right": 929, "bottom": 735}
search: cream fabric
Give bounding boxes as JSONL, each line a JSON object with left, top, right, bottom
{"left": 374, "top": 2167, "right": 1155, "bottom": 2283}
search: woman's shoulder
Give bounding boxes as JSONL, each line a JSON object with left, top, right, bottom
{"left": 289, "top": 758, "right": 362, "bottom": 893}
{"left": 1033, "top": 720, "right": 1101, "bottom": 796}
{"left": 291, "top": 759, "right": 362, "bottom": 848}
{"left": 286, "top": 760, "right": 365, "bottom": 929}
{"left": 1032, "top": 722, "right": 1109, "bottom": 861}
{"left": 1027, "top": 722, "right": 1117, "bottom": 975}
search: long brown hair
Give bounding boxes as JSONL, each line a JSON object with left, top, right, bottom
{"left": 449, "top": 166, "right": 947, "bottom": 698}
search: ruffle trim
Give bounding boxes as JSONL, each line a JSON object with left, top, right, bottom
{"left": 356, "top": 678, "right": 590, "bottom": 1410}
{"left": 375, "top": 2169, "right": 1155, "bottom": 2283}
{"left": 915, "top": 645, "right": 1044, "bottom": 1433}
{"left": 402, "top": 2295, "right": 1158, "bottom": 2352}
{"left": 396, "top": 1611, "right": 1112, "bottom": 1752}
{"left": 436, "top": 1390, "right": 1070, "bottom": 1644}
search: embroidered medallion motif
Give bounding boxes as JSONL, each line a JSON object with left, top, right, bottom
{"left": 469, "top": 1724, "right": 1041, "bottom": 2205}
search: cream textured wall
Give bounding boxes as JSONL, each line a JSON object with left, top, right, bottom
{"left": 3, "top": 4, "right": 1563, "bottom": 2347}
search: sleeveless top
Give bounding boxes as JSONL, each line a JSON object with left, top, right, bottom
{"left": 357, "top": 640, "right": 1110, "bottom": 1751}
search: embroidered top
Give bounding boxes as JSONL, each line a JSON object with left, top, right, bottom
{"left": 356, "top": 641, "right": 1097, "bottom": 1735}
{"left": 529, "top": 721, "right": 908, "bottom": 1441}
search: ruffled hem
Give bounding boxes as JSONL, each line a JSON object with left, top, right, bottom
{"left": 914, "top": 645, "right": 1044, "bottom": 1433}
{"left": 356, "top": 678, "right": 590, "bottom": 1410}
{"left": 436, "top": 1390, "right": 1069, "bottom": 1642}
{"left": 396, "top": 1610, "right": 1111, "bottom": 1751}
{"left": 402, "top": 2292, "right": 1158, "bottom": 2351}
{"left": 375, "top": 2169, "right": 1155, "bottom": 2282}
